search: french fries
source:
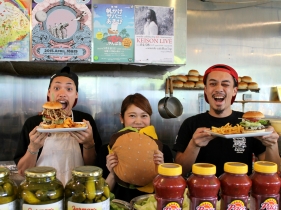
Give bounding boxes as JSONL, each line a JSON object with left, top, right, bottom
{"left": 211, "top": 123, "right": 244, "bottom": 134}
{"left": 55, "top": 118, "right": 86, "bottom": 129}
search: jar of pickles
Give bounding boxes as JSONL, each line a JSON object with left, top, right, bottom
{"left": 0, "top": 167, "right": 18, "bottom": 209}
{"left": 18, "top": 166, "right": 64, "bottom": 210}
{"left": 65, "top": 166, "right": 110, "bottom": 209}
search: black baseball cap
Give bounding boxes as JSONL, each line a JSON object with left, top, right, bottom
{"left": 48, "top": 66, "right": 79, "bottom": 92}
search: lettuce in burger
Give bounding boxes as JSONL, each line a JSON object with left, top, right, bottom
{"left": 240, "top": 111, "right": 270, "bottom": 133}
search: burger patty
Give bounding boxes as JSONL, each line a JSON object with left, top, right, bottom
{"left": 42, "top": 108, "right": 67, "bottom": 124}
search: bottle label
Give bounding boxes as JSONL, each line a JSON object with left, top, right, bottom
{"left": 163, "top": 202, "right": 182, "bottom": 210}
{"left": 250, "top": 195, "right": 279, "bottom": 210}
{"left": 22, "top": 199, "right": 63, "bottom": 210}
{"left": 195, "top": 201, "right": 215, "bottom": 210}
{"left": 0, "top": 200, "right": 16, "bottom": 210}
{"left": 67, "top": 198, "right": 110, "bottom": 210}
{"left": 221, "top": 195, "right": 248, "bottom": 210}
{"left": 226, "top": 200, "right": 247, "bottom": 210}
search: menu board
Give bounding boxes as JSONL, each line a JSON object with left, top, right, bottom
{"left": 31, "top": 0, "right": 92, "bottom": 62}
{"left": 0, "top": 0, "right": 30, "bottom": 61}
{"left": 134, "top": 5, "right": 174, "bottom": 64}
{"left": 93, "top": 4, "right": 134, "bottom": 63}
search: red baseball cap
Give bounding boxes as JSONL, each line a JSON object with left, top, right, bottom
{"left": 203, "top": 64, "right": 238, "bottom": 105}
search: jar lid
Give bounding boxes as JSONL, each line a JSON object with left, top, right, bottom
{"left": 224, "top": 162, "right": 248, "bottom": 174}
{"left": 72, "top": 166, "right": 103, "bottom": 177}
{"left": 0, "top": 167, "right": 10, "bottom": 178}
{"left": 25, "top": 166, "right": 56, "bottom": 178}
{"left": 254, "top": 161, "right": 277, "bottom": 173}
{"left": 192, "top": 163, "right": 216, "bottom": 175}
{"left": 158, "top": 163, "right": 182, "bottom": 176}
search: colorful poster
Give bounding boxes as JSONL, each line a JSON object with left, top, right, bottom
{"left": 134, "top": 6, "right": 174, "bottom": 64}
{"left": 93, "top": 4, "right": 134, "bottom": 63}
{"left": 0, "top": 0, "right": 30, "bottom": 61}
{"left": 31, "top": 0, "right": 92, "bottom": 61}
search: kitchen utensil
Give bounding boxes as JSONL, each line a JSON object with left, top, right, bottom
{"left": 164, "top": 77, "right": 183, "bottom": 118}
{"left": 158, "top": 78, "right": 171, "bottom": 119}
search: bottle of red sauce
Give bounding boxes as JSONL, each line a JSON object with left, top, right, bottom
{"left": 250, "top": 161, "right": 281, "bottom": 210}
{"left": 153, "top": 163, "right": 186, "bottom": 210}
{"left": 219, "top": 162, "right": 252, "bottom": 210}
{"left": 187, "top": 163, "right": 220, "bottom": 210}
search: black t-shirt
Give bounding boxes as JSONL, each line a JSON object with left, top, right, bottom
{"left": 172, "top": 111, "right": 266, "bottom": 177}
{"left": 96, "top": 142, "right": 174, "bottom": 202}
{"left": 14, "top": 110, "right": 102, "bottom": 165}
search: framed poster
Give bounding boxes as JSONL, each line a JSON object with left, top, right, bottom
{"left": 134, "top": 5, "right": 174, "bottom": 64}
{"left": 31, "top": 0, "right": 92, "bottom": 61}
{"left": 93, "top": 4, "right": 134, "bottom": 63}
{"left": 0, "top": 0, "right": 30, "bottom": 61}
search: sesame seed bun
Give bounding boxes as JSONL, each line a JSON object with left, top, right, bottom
{"left": 42, "top": 101, "right": 62, "bottom": 109}
{"left": 188, "top": 75, "right": 199, "bottom": 82}
{"left": 195, "top": 81, "right": 204, "bottom": 88}
{"left": 183, "top": 81, "right": 195, "bottom": 88}
{"left": 248, "top": 82, "right": 258, "bottom": 89}
{"left": 173, "top": 80, "right": 184, "bottom": 88}
{"left": 242, "top": 111, "right": 264, "bottom": 119}
{"left": 238, "top": 82, "right": 248, "bottom": 89}
{"left": 241, "top": 76, "right": 252, "bottom": 83}
{"left": 188, "top": 69, "right": 199, "bottom": 76}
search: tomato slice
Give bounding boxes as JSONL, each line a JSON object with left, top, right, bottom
{"left": 245, "top": 118, "right": 259, "bottom": 122}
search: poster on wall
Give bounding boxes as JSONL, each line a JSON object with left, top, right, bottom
{"left": 0, "top": 0, "right": 30, "bottom": 61}
{"left": 93, "top": 4, "right": 134, "bottom": 63}
{"left": 31, "top": 0, "right": 92, "bottom": 62}
{"left": 134, "top": 5, "right": 174, "bottom": 64}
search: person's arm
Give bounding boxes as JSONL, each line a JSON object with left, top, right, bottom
{"left": 175, "top": 127, "right": 215, "bottom": 176}
{"left": 17, "top": 127, "right": 48, "bottom": 176}
{"left": 256, "top": 126, "right": 280, "bottom": 170}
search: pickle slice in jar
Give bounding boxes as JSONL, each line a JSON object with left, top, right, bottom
{"left": 3, "top": 183, "right": 14, "bottom": 196}
{"left": 0, "top": 195, "right": 15, "bottom": 204}
{"left": 72, "top": 192, "right": 86, "bottom": 203}
{"left": 22, "top": 190, "right": 41, "bottom": 204}
{"left": 35, "top": 190, "right": 49, "bottom": 201}
{"left": 48, "top": 187, "right": 63, "bottom": 200}
{"left": 86, "top": 179, "right": 96, "bottom": 200}
{"left": 0, "top": 186, "right": 5, "bottom": 196}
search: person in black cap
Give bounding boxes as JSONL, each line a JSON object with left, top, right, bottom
{"left": 173, "top": 64, "right": 280, "bottom": 178}
{"left": 14, "top": 66, "right": 102, "bottom": 185}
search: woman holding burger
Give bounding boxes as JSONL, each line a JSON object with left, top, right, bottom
{"left": 96, "top": 93, "right": 173, "bottom": 202}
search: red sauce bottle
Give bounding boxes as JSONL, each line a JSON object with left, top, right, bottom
{"left": 250, "top": 161, "right": 281, "bottom": 210}
{"left": 219, "top": 162, "right": 252, "bottom": 210}
{"left": 187, "top": 163, "right": 220, "bottom": 210}
{"left": 153, "top": 163, "right": 187, "bottom": 210}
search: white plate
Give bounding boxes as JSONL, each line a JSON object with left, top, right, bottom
{"left": 206, "top": 131, "right": 273, "bottom": 139}
{"left": 37, "top": 123, "right": 87, "bottom": 133}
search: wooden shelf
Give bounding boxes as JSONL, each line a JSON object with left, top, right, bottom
{"left": 234, "top": 101, "right": 281, "bottom": 104}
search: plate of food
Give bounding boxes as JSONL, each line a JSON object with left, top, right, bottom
{"left": 206, "top": 131, "right": 273, "bottom": 139}
{"left": 37, "top": 101, "right": 87, "bottom": 133}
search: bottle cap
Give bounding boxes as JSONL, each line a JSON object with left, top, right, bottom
{"left": 158, "top": 163, "right": 182, "bottom": 176}
{"left": 72, "top": 166, "right": 103, "bottom": 178}
{"left": 192, "top": 163, "right": 216, "bottom": 175}
{"left": 254, "top": 161, "right": 277, "bottom": 173}
{"left": 25, "top": 166, "right": 56, "bottom": 178}
{"left": 224, "top": 162, "right": 248, "bottom": 174}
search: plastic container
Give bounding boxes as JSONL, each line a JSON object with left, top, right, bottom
{"left": 250, "top": 161, "right": 281, "bottom": 210}
{"left": 153, "top": 163, "right": 186, "bottom": 210}
{"left": 18, "top": 166, "right": 64, "bottom": 209}
{"left": 65, "top": 166, "right": 110, "bottom": 209}
{"left": 187, "top": 163, "right": 220, "bottom": 210}
{"left": 219, "top": 162, "right": 252, "bottom": 210}
{"left": 0, "top": 167, "right": 18, "bottom": 209}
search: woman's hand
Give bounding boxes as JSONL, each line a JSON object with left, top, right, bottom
{"left": 29, "top": 126, "right": 48, "bottom": 151}
{"left": 154, "top": 150, "right": 164, "bottom": 165}
{"left": 106, "top": 153, "right": 118, "bottom": 173}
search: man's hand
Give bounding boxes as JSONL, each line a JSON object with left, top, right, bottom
{"left": 70, "top": 120, "right": 95, "bottom": 147}
{"left": 191, "top": 127, "right": 215, "bottom": 148}
{"left": 255, "top": 126, "right": 279, "bottom": 147}
{"left": 29, "top": 127, "right": 48, "bottom": 151}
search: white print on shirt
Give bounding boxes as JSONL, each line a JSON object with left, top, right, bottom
{"left": 232, "top": 137, "right": 247, "bottom": 153}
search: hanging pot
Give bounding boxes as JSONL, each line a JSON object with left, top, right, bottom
{"left": 158, "top": 78, "right": 171, "bottom": 119}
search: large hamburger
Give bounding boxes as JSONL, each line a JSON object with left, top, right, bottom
{"left": 240, "top": 111, "right": 269, "bottom": 133}
{"left": 41, "top": 101, "right": 67, "bottom": 128}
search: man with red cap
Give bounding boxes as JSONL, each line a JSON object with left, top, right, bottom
{"left": 173, "top": 64, "right": 280, "bottom": 177}
{"left": 14, "top": 66, "right": 102, "bottom": 185}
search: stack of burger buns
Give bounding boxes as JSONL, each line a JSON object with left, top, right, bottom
{"left": 238, "top": 76, "right": 259, "bottom": 90}
{"left": 170, "top": 69, "right": 204, "bottom": 89}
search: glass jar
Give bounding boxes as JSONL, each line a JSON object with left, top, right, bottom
{"left": 18, "top": 166, "right": 64, "bottom": 210}
{"left": 0, "top": 167, "right": 18, "bottom": 209}
{"left": 153, "top": 163, "right": 186, "bottom": 210}
{"left": 250, "top": 161, "right": 281, "bottom": 210}
{"left": 219, "top": 162, "right": 252, "bottom": 210}
{"left": 187, "top": 163, "right": 220, "bottom": 210}
{"left": 65, "top": 166, "right": 110, "bottom": 209}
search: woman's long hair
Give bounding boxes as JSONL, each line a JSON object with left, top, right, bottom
{"left": 146, "top": 9, "right": 158, "bottom": 25}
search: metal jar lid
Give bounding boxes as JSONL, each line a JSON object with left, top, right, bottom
{"left": 25, "top": 166, "right": 56, "bottom": 178}
{"left": 0, "top": 167, "right": 10, "bottom": 178}
{"left": 72, "top": 166, "right": 103, "bottom": 178}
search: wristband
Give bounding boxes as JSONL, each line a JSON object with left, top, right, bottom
{"left": 83, "top": 143, "right": 95, "bottom": 150}
{"left": 27, "top": 147, "right": 39, "bottom": 155}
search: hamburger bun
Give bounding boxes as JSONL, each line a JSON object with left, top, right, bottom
{"left": 198, "top": 75, "right": 203, "bottom": 81}
{"left": 195, "top": 81, "right": 204, "bottom": 88}
{"left": 238, "top": 77, "right": 242, "bottom": 82}
{"left": 241, "top": 76, "right": 252, "bottom": 83}
{"left": 188, "top": 69, "right": 199, "bottom": 76}
{"left": 188, "top": 75, "right": 199, "bottom": 82}
{"left": 242, "top": 129, "right": 265, "bottom": 133}
{"left": 183, "top": 81, "right": 195, "bottom": 88}
{"left": 173, "top": 80, "right": 183, "bottom": 88}
{"left": 248, "top": 82, "right": 258, "bottom": 89}
{"left": 242, "top": 111, "right": 264, "bottom": 119}
{"left": 43, "top": 101, "right": 62, "bottom": 109}
{"left": 176, "top": 75, "right": 188, "bottom": 82}
{"left": 238, "top": 82, "right": 248, "bottom": 89}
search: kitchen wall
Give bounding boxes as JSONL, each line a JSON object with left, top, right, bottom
{"left": 1, "top": 0, "right": 281, "bottom": 161}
